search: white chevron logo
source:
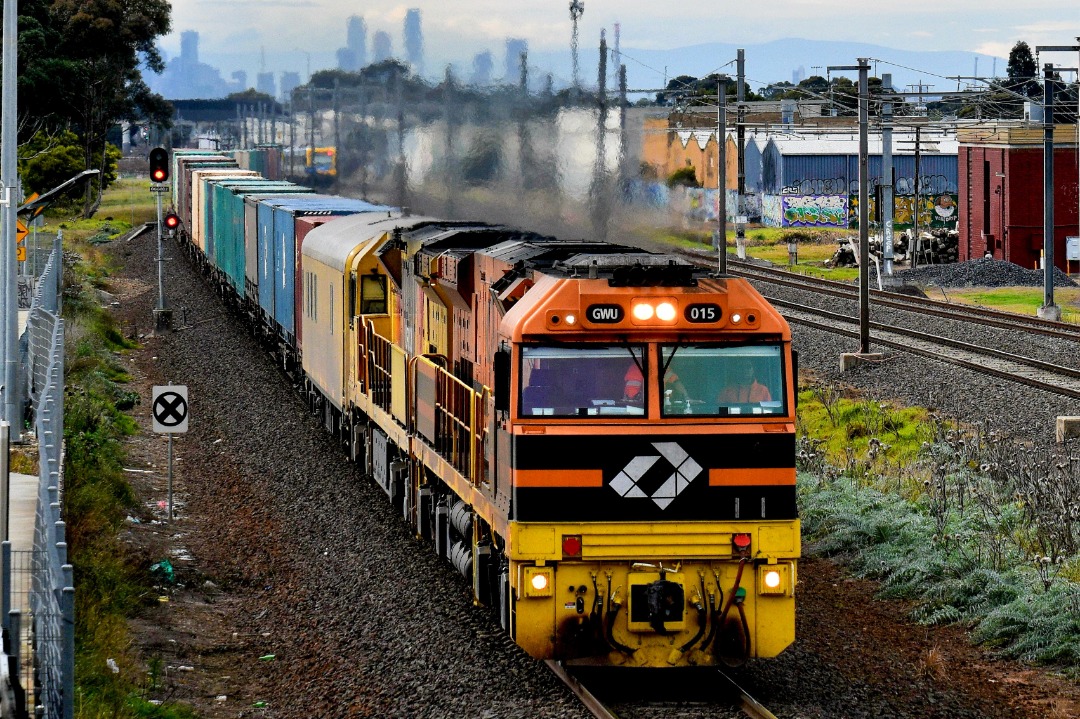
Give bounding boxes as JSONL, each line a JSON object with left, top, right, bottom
{"left": 609, "top": 442, "right": 703, "bottom": 510}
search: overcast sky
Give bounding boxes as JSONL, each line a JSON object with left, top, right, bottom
{"left": 161, "top": 0, "right": 1079, "bottom": 82}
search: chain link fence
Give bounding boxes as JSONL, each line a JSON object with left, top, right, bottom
{"left": 0, "top": 233, "right": 72, "bottom": 719}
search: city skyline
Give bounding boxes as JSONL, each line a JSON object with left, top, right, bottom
{"left": 161, "top": 1, "right": 1077, "bottom": 78}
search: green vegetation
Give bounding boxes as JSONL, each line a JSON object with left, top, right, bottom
{"left": 796, "top": 389, "right": 1080, "bottom": 673}
{"left": 18, "top": 0, "right": 172, "bottom": 216}
{"left": 933, "top": 286, "right": 1080, "bottom": 324}
{"left": 54, "top": 186, "right": 197, "bottom": 718}
{"left": 665, "top": 166, "right": 701, "bottom": 188}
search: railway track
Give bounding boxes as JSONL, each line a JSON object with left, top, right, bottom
{"left": 546, "top": 661, "right": 780, "bottom": 719}
{"left": 676, "top": 251, "right": 1080, "bottom": 399}
{"left": 725, "top": 257, "right": 1080, "bottom": 343}
{"left": 766, "top": 296, "right": 1080, "bottom": 399}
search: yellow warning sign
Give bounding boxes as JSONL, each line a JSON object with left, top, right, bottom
{"left": 16, "top": 219, "right": 27, "bottom": 262}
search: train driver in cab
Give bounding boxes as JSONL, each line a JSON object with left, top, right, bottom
{"left": 718, "top": 360, "right": 772, "bottom": 404}
{"left": 623, "top": 362, "right": 689, "bottom": 404}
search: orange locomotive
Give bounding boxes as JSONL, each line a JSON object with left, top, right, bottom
{"left": 299, "top": 216, "right": 800, "bottom": 668}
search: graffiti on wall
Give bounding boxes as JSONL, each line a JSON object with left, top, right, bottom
{"left": 782, "top": 174, "right": 956, "bottom": 197}
{"left": 781, "top": 195, "right": 848, "bottom": 227}
{"left": 848, "top": 193, "right": 959, "bottom": 229}
{"left": 761, "top": 195, "right": 784, "bottom": 227}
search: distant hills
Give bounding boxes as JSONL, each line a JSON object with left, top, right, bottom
{"left": 529, "top": 38, "right": 1006, "bottom": 99}
{"left": 177, "top": 37, "right": 1007, "bottom": 102}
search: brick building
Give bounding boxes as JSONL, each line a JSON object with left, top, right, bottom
{"left": 958, "top": 125, "right": 1079, "bottom": 270}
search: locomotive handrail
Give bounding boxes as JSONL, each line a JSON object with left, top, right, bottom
{"left": 414, "top": 354, "right": 478, "bottom": 482}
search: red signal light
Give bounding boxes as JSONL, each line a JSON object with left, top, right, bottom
{"left": 148, "top": 147, "right": 169, "bottom": 183}
{"left": 163, "top": 213, "right": 180, "bottom": 230}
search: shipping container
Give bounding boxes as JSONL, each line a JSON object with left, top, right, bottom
{"left": 176, "top": 158, "right": 237, "bottom": 228}
{"left": 210, "top": 179, "right": 312, "bottom": 292}
{"left": 258, "top": 195, "right": 393, "bottom": 344}
{"left": 170, "top": 150, "right": 229, "bottom": 208}
{"left": 191, "top": 169, "right": 259, "bottom": 258}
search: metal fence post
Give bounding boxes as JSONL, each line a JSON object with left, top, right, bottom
{"left": 61, "top": 566, "right": 73, "bottom": 719}
{"left": 1, "top": 541, "right": 8, "bottom": 635}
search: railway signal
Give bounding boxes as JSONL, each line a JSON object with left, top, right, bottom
{"left": 149, "top": 147, "right": 169, "bottom": 183}
{"left": 149, "top": 146, "right": 172, "bottom": 330}
{"left": 163, "top": 212, "right": 180, "bottom": 235}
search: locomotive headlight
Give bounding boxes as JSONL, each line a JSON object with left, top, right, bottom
{"left": 757, "top": 563, "right": 793, "bottom": 596}
{"left": 565, "top": 313, "right": 577, "bottom": 326}
{"left": 730, "top": 312, "right": 742, "bottom": 324}
{"left": 524, "top": 566, "right": 554, "bottom": 597}
{"left": 631, "top": 298, "right": 677, "bottom": 324}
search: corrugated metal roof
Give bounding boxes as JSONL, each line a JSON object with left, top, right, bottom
{"left": 766, "top": 132, "right": 958, "bottom": 155}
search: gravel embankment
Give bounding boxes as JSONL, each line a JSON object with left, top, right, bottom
{"left": 113, "top": 232, "right": 1080, "bottom": 719}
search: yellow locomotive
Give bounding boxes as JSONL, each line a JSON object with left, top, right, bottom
{"left": 298, "top": 214, "right": 799, "bottom": 667}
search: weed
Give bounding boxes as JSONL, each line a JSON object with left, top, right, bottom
{"left": 917, "top": 646, "right": 948, "bottom": 681}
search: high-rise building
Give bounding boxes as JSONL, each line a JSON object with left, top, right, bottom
{"left": 280, "top": 71, "right": 301, "bottom": 102}
{"left": 404, "top": 9, "right": 423, "bottom": 75}
{"left": 148, "top": 30, "right": 240, "bottom": 99}
{"left": 256, "top": 71, "right": 276, "bottom": 98}
{"left": 504, "top": 38, "right": 527, "bottom": 84}
{"left": 337, "top": 48, "right": 356, "bottom": 72}
{"left": 471, "top": 51, "right": 494, "bottom": 86}
{"left": 347, "top": 16, "right": 367, "bottom": 69}
{"left": 372, "top": 30, "right": 392, "bottom": 63}
{"left": 180, "top": 30, "right": 199, "bottom": 67}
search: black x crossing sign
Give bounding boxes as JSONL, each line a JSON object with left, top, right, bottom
{"left": 152, "top": 385, "right": 189, "bottom": 433}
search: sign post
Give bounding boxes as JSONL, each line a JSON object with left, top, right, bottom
{"left": 152, "top": 384, "right": 188, "bottom": 520}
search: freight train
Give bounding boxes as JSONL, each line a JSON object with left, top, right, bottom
{"left": 167, "top": 148, "right": 800, "bottom": 668}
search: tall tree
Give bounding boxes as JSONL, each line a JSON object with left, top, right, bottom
{"left": 17, "top": 0, "right": 172, "bottom": 216}
{"left": 1006, "top": 41, "right": 1039, "bottom": 98}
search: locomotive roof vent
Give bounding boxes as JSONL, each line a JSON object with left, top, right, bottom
{"left": 551, "top": 253, "right": 698, "bottom": 287}
{"left": 609, "top": 261, "right": 698, "bottom": 288}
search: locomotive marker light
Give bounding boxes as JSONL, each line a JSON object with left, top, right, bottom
{"left": 524, "top": 566, "right": 553, "bottom": 597}
{"left": 757, "top": 563, "right": 793, "bottom": 596}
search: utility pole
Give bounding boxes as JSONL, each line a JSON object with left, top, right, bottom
{"left": 1, "top": 0, "right": 19, "bottom": 432}
{"left": 735, "top": 49, "right": 747, "bottom": 259}
{"left": 1028, "top": 38, "right": 1080, "bottom": 313}
{"left": 1039, "top": 62, "right": 1060, "bottom": 320}
{"left": 881, "top": 74, "right": 895, "bottom": 277}
{"left": 569, "top": 0, "right": 584, "bottom": 95}
{"left": 332, "top": 80, "right": 340, "bottom": 194}
{"left": 716, "top": 76, "right": 729, "bottom": 275}
{"left": 830, "top": 59, "right": 873, "bottom": 359}
{"left": 857, "top": 58, "right": 870, "bottom": 354}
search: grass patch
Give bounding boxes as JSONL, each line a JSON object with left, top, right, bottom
{"left": 929, "top": 286, "right": 1080, "bottom": 323}
{"left": 49, "top": 187, "right": 197, "bottom": 718}
{"left": 797, "top": 385, "right": 1080, "bottom": 673}
{"left": 796, "top": 387, "right": 934, "bottom": 482}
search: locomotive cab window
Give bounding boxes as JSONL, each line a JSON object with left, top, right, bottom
{"left": 360, "top": 273, "right": 387, "bottom": 314}
{"left": 520, "top": 345, "right": 646, "bottom": 417}
{"left": 660, "top": 344, "right": 786, "bottom": 417}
